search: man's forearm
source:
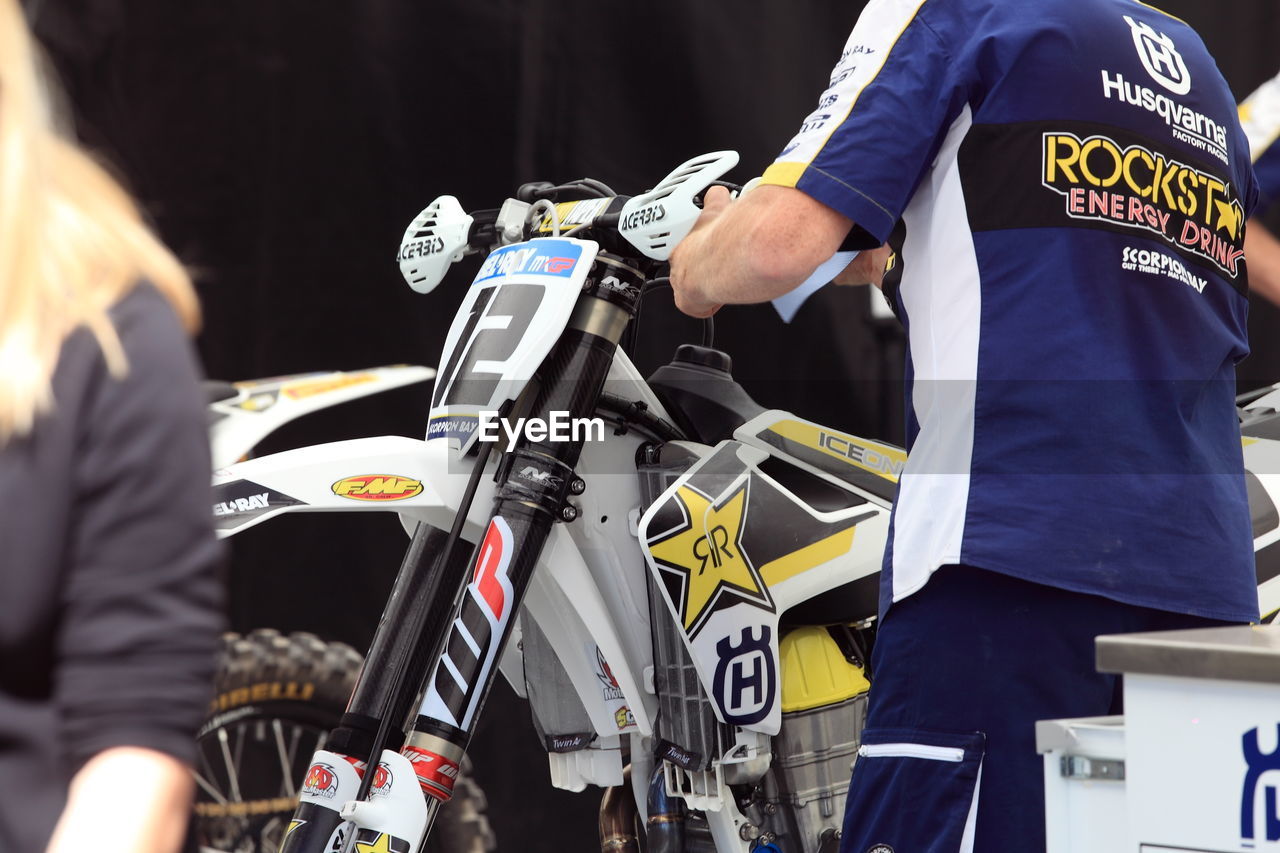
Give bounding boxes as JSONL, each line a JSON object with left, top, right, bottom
{"left": 1246, "top": 218, "right": 1280, "bottom": 307}
{"left": 670, "top": 184, "right": 856, "bottom": 316}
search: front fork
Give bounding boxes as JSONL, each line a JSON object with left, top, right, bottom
{"left": 281, "top": 256, "right": 646, "bottom": 853}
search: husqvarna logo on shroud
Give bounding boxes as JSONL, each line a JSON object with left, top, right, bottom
{"left": 712, "top": 625, "right": 776, "bottom": 726}
{"left": 1124, "top": 15, "right": 1190, "bottom": 95}
{"left": 1241, "top": 724, "right": 1280, "bottom": 844}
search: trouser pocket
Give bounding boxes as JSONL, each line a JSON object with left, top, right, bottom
{"left": 840, "top": 728, "right": 986, "bottom": 853}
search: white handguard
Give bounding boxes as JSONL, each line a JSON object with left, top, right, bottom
{"left": 398, "top": 195, "right": 473, "bottom": 294}
{"left": 618, "top": 150, "right": 739, "bottom": 260}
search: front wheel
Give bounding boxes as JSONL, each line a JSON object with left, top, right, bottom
{"left": 192, "top": 629, "right": 495, "bottom": 853}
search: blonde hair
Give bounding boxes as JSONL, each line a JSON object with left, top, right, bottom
{"left": 0, "top": 0, "right": 199, "bottom": 440}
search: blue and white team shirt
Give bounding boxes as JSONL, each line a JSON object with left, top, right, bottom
{"left": 762, "top": 0, "right": 1259, "bottom": 622}
{"left": 1240, "top": 70, "right": 1280, "bottom": 210}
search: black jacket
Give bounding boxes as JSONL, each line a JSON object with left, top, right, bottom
{"left": 0, "top": 284, "right": 224, "bottom": 848}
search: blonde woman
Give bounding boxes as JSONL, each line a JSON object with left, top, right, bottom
{"left": 0, "top": 1, "right": 223, "bottom": 850}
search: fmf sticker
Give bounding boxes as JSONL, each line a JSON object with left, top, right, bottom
{"left": 332, "top": 475, "right": 423, "bottom": 502}
{"left": 282, "top": 373, "right": 376, "bottom": 400}
{"left": 301, "top": 763, "right": 338, "bottom": 799}
{"left": 474, "top": 239, "right": 582, "bottom": 283}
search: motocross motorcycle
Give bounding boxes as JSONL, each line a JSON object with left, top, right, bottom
{"left": 209, "top": 151, "right": 1280, "bottom": 853}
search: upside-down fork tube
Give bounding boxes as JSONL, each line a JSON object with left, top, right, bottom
{"left": 277, "top": 515, "right": 486, "bottom": 853}
{"left": 403, "top": 258, "right": 648, "bottom": 840}
{"left": 409, "top": 272, "right": 642, "bottom": 822}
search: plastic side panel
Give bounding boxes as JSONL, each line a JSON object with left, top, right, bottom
{"left": 1245, "top": 438, "right": 1280, "bottom": 550}
{"left": 427, "top": 238, "right": 598, "bottom": 453}
{"left": 602, "top": 347, "right": 676, "bottom": 424}
{"left": 735, "top": 409, "right": 902, "bottom": 506}
{"left": 209, "top": 365, "right": 436, "bottom": 468}
{"left": 523, "top": 524, "right": 655, "bottom": 737}
{"left": 638, "top": 441, "right": 885, "bottom": 735}
{"left": 211, "top": 435, "right": 495, "bottom": 539}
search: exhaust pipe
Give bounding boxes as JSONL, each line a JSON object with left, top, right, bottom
{"left": 646, "top": 764, "right": 686, "bottom": 853}
{"left": 599, "top": 766, "right": 639, "bottom": 853}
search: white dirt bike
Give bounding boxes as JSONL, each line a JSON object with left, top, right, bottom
{"left": 207, "top": 151, "right": 1280, "bottom": 853}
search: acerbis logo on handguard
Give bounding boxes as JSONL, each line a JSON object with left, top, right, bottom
{"left": 620, "top": 203, "right": 666, "bottom": 231}
{"left": 398, "top": 236, "right": 446, "bottom": 260}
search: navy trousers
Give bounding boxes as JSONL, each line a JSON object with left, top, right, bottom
{"left": 838, "top": 565, "right": 1233, "bottom": 853}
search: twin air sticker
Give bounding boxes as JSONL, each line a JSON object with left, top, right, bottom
{"left": 332, "top": 475, "right": 423, "bottom": 502}
{"left": 419, "top": 517, "right": 517, "bottom": 729}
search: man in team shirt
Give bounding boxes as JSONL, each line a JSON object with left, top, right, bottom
{"left": 670, "top": 1, "right": 1257, "bottom": 850}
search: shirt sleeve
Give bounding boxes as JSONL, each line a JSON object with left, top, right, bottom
{"left": 1239, "top": 69, "right": 1280, "bottom": 213}
{"left": 760, "top": 0, "right": 971, "bottom": 243}
{"left": 55, "top": 285, "right": 225, "bottom": 771}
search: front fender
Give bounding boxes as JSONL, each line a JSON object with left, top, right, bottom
{"left": 212, "top": 435, "right": 495, "bottom": 539}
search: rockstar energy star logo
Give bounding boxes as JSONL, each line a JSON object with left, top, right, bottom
{"left": 1042, "top": 131, "right": 1245, "bottom": 277}
{"left": 332, "top": 475, "right": 424, "bottom": 502}
{"left": 647, "top": 482, "right": 774, "bottom": 638}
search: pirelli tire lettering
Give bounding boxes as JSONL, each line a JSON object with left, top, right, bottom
{"left": 1041, "top": 131, "right": 1245, "bottom": 276}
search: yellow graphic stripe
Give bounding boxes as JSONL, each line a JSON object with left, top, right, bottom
{"left": 1129, "top": 0, "right": 1186, "bottom": 25}
{"left": 760, "top": 525, "right": 856, "bottom": 588}
{"left": 761, "top": 162, "right": 807, "bottom": 189}
{"left": 1244, "top": 437, "right": 1259, "bottom": 448}
{"left": 762, "top": 0, "right": 929, "bottom": 188}
{"left": 767, "top": 418, "right": 906, "bottom": 482}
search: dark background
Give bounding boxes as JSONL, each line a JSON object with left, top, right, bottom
{"left": 29, "top": 1, "right": 1280, "bottom": 849}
